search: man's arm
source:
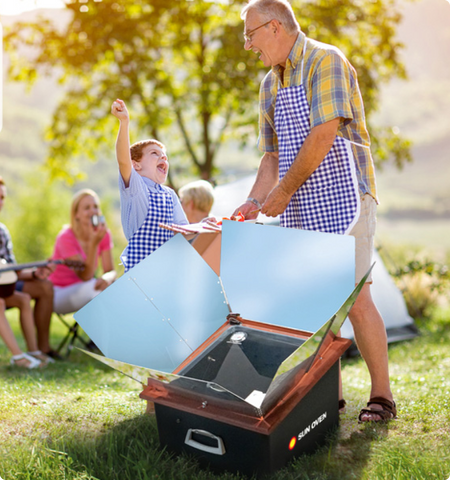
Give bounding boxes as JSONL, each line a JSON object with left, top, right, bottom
{"left": 233, "top": 151, "right": 279, "bottom": 219}
{"left": 261, "top": 117, "right": 340, "bottom": 217}
{"left": 111, "top": 99, "right": 132, "bottom": 187}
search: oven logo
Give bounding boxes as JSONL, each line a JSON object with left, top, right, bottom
{"left": 288, "top": 412, "right": 327, "bottom": 450}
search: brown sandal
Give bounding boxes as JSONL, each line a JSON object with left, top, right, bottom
{"left": 358, "top": 396, "right": 397, "bottom": 423}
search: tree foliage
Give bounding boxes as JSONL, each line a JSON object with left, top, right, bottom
{"left": 2, "top": 173, "right": 72, "bottom": 262}
{"left": 4, "top": 0, "right": 412, "bottom": 185}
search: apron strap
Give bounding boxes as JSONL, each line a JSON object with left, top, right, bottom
{"left": 347, "top": 139, "right": 370, "bottom": 149}
{"left": 300, "top": 37, "right": 307, "bottom": 85}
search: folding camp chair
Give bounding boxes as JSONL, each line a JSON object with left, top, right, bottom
{"left": 54, "top": 272, "right": 117, "bottom": 358}
{"left": 55, "top": 313, "right": 98, "bottom": 358}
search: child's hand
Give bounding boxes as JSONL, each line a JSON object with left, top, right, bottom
{"left": 111, "top": 99, "right": 129, "bottom": 121}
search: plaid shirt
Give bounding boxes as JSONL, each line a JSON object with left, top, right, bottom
{"left": 258, "top": 31, "right": 378, "bottom": 201}
{"left": 0, "top": 222, "right": 16, "bottom": 263}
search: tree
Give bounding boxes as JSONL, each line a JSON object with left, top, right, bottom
{"left": 4, "top": 0, "right": 412, "bottom": 186}
{"left": 293, "top": 0, "right": 412, "bottom": 170}
{"left": 2, "top": 172, "right": 72, "bottom": 262}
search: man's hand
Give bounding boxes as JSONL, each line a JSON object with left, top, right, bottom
{"left": 232, "top": 201, "right": 260, "bottom": 220}
{"left": 261, "top": 185, "right": 292, "bottom": 217}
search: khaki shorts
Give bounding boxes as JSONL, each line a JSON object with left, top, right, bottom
{"left": 349, "top": 194, "right": 377, "bottom": 283}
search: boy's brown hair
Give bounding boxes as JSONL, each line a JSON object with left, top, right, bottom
{"left": 130, "top": 139, "right": 166, "bottom": 162}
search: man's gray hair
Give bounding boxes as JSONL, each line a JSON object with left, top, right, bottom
{"left": 241, "top": 0, "right": 300, "bottom": 36}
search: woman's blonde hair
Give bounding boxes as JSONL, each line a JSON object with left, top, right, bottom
{"left": 70, "top": 188, "right": 101, "bottom": 235}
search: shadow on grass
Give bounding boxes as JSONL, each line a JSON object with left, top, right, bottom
{"left": 0, "top": 331, "right": 404, "bottom": 480}
{"left": 47, "top": 413, "right": 249, "bottom": 480}
{"left": 263, "top": 420, "right": 389, "bottom": 480}
{"left": 38, "top": 408, "right": 396, "bottom": 480}
{"left": 0, "top": 350, "right": 397, "bottom": 480}
{"left": 0, "top": 351, "right": 121, "bottom": 395}
{"left": 0, "top": 351, "right": 397, "bottom": 480}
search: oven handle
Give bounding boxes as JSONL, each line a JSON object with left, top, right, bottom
{"left": 184, "top": 428, "right": 226, "bottom": 455}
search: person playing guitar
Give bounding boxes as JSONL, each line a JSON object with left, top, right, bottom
{"left": 0, "top": 176, "right": 59, "bottom": 364}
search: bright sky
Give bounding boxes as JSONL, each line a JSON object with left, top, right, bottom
{"left": 0, "top": 0, "right": 65, "bottom": 16}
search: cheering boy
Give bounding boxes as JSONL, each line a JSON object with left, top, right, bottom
{"left": 111, "top": 99, "right": 188, "bottom": 271}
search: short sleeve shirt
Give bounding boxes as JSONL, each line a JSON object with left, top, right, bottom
{"left": 258, "top": 31, "right": 378, "bottom": 201}
{"left": 119, "top": 168, "right": 188, "bottom": 241}
{"left": 49, "top": 226, "right": 113, "bottom": 287}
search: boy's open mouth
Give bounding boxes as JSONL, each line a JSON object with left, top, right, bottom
{"left": 157, "top": 161, "right": 167, "bottom": 174}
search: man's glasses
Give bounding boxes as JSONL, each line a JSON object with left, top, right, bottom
{"left": 243, "top": 19, "right": 273, "bottom": 43}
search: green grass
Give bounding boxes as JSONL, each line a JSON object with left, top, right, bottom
{"left": 1, "top": 309, "right": 450, "bottom": 480}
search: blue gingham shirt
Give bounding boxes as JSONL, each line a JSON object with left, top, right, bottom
{"left": 119, "top": 169, "right": 188, "bottom": 241}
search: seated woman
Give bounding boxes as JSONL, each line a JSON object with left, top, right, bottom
{"left": 49, "top": 189, "right": 116, "bottom": 314}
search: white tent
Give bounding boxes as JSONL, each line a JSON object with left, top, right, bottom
{"left": 211, "top": 174, "right": 418, "bottom": 352}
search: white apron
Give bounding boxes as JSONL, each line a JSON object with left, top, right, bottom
{"left": 274, "top": 40, "right": 362, "bottom": 235}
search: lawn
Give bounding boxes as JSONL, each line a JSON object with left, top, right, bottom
{"left": 1, "top": 308, "right": 449, "bottom": 480}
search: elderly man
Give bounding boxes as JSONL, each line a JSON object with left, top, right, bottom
{"left": 236, "top": 0, "right": 396, "bottom": 422}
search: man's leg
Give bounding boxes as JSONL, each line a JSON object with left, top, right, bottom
{"left": 22, "top": 279, "right": 54, "bottom": 353}
{"left": 348, "top": 283, "right": 394, "bottom": 421}
{"left": 346, "top": 194, "right": 395, "bottom": 421}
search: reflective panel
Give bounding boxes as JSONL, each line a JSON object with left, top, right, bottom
{"left": 74, "top": 272, "right": 190, "bottom": 371}
{"left": 126, "top": 234, "right": 230, "bottom": 352}
{"left": 81, "top": 287, "right": 363, "bottom": 418}
{"left": 75, "top": 224, "right": 362, "bottom": 418}
{"left": 259, "top": 318, "right": 333, "bottom": 414}
{"left": 80, "top": 349, "right": 179, "bottom": 386}
{"left": 271, "top": 265, "right": 373, "bottom": 382}
{"left": 75, "top": 234, "right": 230, "bottom": 371}
{"left": 329, "top": 265, "right": 374, "bottom": 337}
{"left": 220, "top": 221, "right": 355, "bottom": 332}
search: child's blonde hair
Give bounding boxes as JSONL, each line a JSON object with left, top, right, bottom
{"left": 179, "top": 180, "right": 214, "bottom": 214}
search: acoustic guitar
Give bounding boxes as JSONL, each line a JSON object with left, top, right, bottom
{"left": 0, "top": 259, "right": 85, "bottom": 298}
